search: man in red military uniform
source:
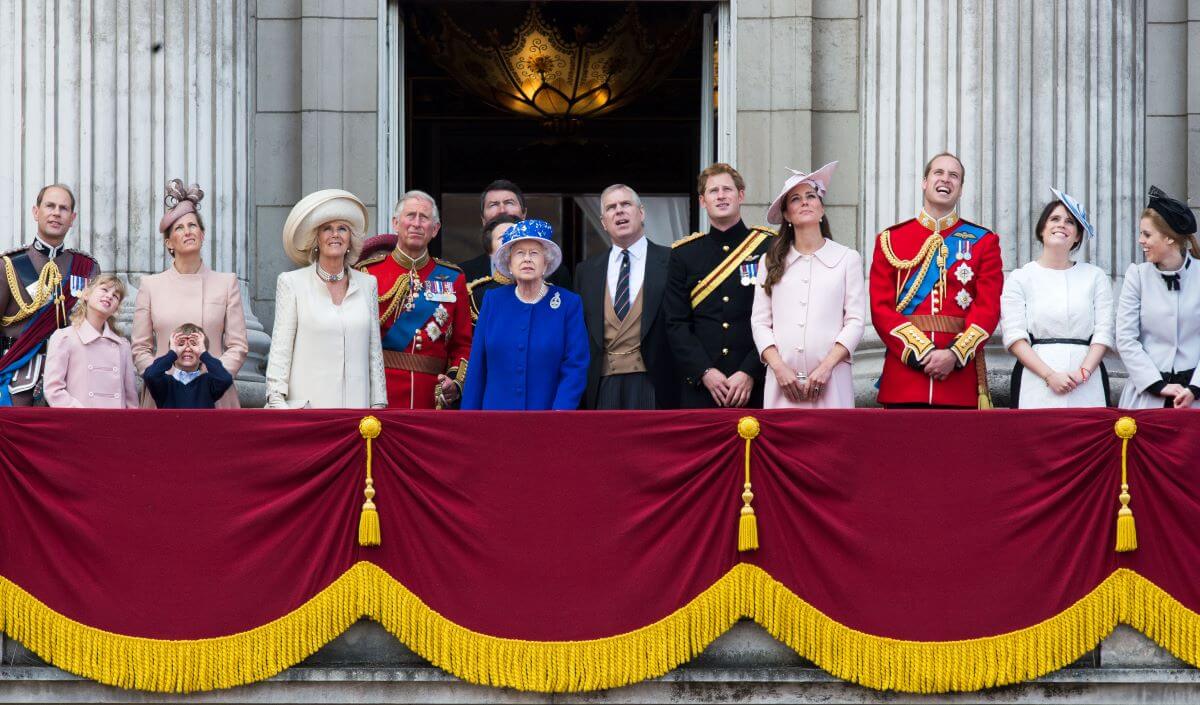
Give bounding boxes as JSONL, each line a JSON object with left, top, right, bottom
{"left": 357, "top": 190, "right": 473, "bottom": 409}
{"left": 869, "top": 153, "right": 1003, "bottom": 408}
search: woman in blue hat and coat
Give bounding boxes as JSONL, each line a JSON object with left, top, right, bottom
{"left": 461, "top": 219, "right": 588, "bottom": 410}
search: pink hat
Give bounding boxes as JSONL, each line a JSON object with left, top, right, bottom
{"left": 159, "top": 179, "right": 205, "bottom": 234}
{"left": 765, "top": 162, "right": 838, "bottom": 225}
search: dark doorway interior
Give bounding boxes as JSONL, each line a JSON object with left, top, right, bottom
{"left": 402, "top": 1, "right": 711, "bottom": 278}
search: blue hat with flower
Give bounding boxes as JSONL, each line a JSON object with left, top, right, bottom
{"left": 1050, "top": 187, "right": 1096, "bottom": 240}
{"left": 492, "top": 218, "right": 563, "bottom": 279}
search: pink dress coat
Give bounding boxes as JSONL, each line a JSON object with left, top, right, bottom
{"left": 43, "top": 322, "right": 139, "bottom": 408}
{"left": 131, "top": 264, "right": 249, "bottom": 408}
{"left": 751, "top": 239, "right": 866, "bottom": 409}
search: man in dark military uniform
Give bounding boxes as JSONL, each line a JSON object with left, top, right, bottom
{"left": 0, "top": 184, "right": 101, "bottom": 406}
{"left": 466, "top": 214, "right": 520, "bottom": 323}
{"left": 665, "top": 164, "right": 774, "bottom": 408}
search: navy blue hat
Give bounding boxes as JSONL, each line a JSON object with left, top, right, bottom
{"left": 492, "top": 219, "right": 563, "bottom": 278}
{"left": 1147, "top": 186, "right": 1197, "bottom": 236}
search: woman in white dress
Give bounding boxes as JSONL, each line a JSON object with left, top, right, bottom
{"left": 1001, "top": 189, "right": 1113, "bottom": 408}
{"left": 1116, "top": 186, "right": 1200, "bottom": 409}
{"left": 265, "top": 189, "right": 386, "bottom": 409}
{"left": 751, "top": 162, "right": 865, "bottom": 409}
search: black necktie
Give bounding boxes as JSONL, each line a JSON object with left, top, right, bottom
{"left": 1163, "top": 273, "right": 1181, "bottom": 291}
{"left": 614, "top": 249, "right": 631, "bottom": 320}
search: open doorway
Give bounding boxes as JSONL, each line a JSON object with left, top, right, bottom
{"left": 400, "top": 1, "right": 716, "bottom": 279}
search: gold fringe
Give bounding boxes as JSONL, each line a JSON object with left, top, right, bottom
{"left": 1, "top": 565, "right": 1200, "bottom": 694}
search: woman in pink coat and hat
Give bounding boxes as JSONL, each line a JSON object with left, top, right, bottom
{"left": 131, "top": 179, "right": 249, "bottom": 408}
{"left": 750, "top": 162, "right": 866, "bottom": 409}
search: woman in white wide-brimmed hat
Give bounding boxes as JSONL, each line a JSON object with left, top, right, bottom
{"left": 750, "top": 161, "right": 865, "bottom": 409}
{"left": 460, "top": 219, "right": 588, "bottom": 410}
{"left": 264, "top": 189, "right": 386, "bottom": 409}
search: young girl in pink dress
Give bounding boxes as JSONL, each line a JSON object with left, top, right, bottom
{"left": 43, "top": 274, "right": 139, "bottom": 408}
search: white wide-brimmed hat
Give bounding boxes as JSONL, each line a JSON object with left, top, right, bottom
{"left": 491, "top": 219, "right": 563, "bottom": 279}
{"left": 281, "top": 189, "right": 369, "bottom": 266}
{"left": 765, "top": 161, "right": 838, "bottom": 225}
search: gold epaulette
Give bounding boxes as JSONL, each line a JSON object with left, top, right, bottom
{"left": 355, "top": 252, "right": 388, "bottom": 272}
{"left": 672, "top": 232, "right": 704, "bottom": 249}
{"left": 434, "top": 257, "right": 462, "bottom": 272}
{"left": 466, "top": 275, "right": 493, "bottom": 293}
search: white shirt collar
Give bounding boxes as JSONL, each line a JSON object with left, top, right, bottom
{"left": 609, "top": 234, "right": 648, "bottom": 263}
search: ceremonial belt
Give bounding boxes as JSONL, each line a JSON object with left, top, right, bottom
{"left": 906, "top": 314, "right": 964, "bottom": 334}
{"left": 689, "top": 229, "right": 771, "bottom": 309}
{"left": 383, "top": 350, "right": 444, "bottom": 375}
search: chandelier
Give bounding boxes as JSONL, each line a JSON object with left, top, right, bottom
{"left": 416, "top": 3, "right": 698, "bottom": 128}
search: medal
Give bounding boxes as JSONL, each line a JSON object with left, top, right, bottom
{"left": 425, "top": 279, "right": 457, "bottom": 303}
{"left": 434, "top": 304, "right": 449, "bottom": 326}
{"left": 954, "top": 263, "right": 974, "bottom": 285}
{"left": 955, "top": 289, "right": 973, "bottom": 309}
{"left": 739, "top": 261, "right": 758, "bottom": 286}
{"left": 425, "top": 321, "right": 442, "bottom": 342}
{"left": 955, "top": 240, "right": 973, "bottom": 261}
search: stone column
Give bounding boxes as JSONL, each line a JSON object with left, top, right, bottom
{"left": 251, "top": 1, "right": 379, "bottom": 333}
{"left": 0, "top": 0, "right": 269, "bottom": 401}
{"left": 735, "top": 0, "right": 814, "bottom": 221}
{"left": 861, "top": 0, "right": 1146, "bottom": 276}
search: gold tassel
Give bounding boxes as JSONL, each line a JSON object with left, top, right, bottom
{"left": 736, "top": 416, "right": 761, "bottom": 552}
{"left": 1114, "top": 417, "right": 1138, "bottom": 552}
{"left": 975, "top": 353, "right": 993, "bottom": 409}
{"left": 358, "top": 415, "right": 383, "bottom": 547}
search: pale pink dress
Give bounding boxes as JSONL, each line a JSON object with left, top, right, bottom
{"left": 751, "top": 239, "right": 865, "bottom": 409}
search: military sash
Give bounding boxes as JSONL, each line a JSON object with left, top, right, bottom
{"left": 897, "top": 223, "right": 990, "bottom": 315}
{"left": 381, "top": 262, "right": 458, "bottom": 352}
{"left": 689, "top": 228, "right": 771, "bottom": 309}
{"left": 0, "top": 252, "right": 95, "bottom": 405}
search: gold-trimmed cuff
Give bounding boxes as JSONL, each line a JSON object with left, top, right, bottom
{"left": 950, "top": 323, "right": 990, "bottom": 366}
{"left": 890, "top": 323, "right": 934, "bottom": 364}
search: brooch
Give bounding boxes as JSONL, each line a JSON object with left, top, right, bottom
{"left": 954, "top": 263, "right": 974, "bottom": 285}
{"left": 550, "top": 291, "right": 562, "bottom": 310}
{"left": 955, "top": 289, "right": 973, "bottom": 309}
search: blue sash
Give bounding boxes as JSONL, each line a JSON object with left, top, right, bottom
{"left": 898, "top": 223, "right": 991, "bottom": 315}
{"left": 381, "top": 263, "right": 458, "bottom": 351}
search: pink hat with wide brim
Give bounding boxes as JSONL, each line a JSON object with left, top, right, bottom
{"left": 765, "top": 161, "right": 838, "bottom": 225}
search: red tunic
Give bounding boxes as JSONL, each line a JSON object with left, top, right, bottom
{"left": 869, "top": 210, "right": 1003, "bottom": 407}
{"left": 359, "top": 253, "right": 473, "bottom": 409}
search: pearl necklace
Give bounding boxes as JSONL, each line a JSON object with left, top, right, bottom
{"left": 515, "top": 283, "right": 548, "bottom": 304}
{"left": 317, "top": 265, "right": 346, "bottom": 283}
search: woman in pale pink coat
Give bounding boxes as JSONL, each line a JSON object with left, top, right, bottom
{"left": 751, "top": 162, "right": 865, "bottom": 409}
{"left": 131, "top": 180, "right": 248, "bottom": 408}
{"left": 44, "top": 274, "right": 139, "bottom": 408}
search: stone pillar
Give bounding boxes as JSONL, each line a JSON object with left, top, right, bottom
{"left": 0, "top": 0, "right": 269, "bottom": 401}
{"left": 861, "top": 0, "right": 1146, "bottom": 277}
{"left": 1192, "top": 4, "right": 1200, "bottom": 217}
{"left": 251, "top": 1, "right": 379, "bottom": 333}
{"left": 735, "top": 0, "right": 814, "bottom": 222}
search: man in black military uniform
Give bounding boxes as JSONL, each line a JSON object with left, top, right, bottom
{"left": 466, "top": 214, "right": 520, "bottom": 323}
{"left": 665, "top": 164, "right": 774, "bottom": 408}
{"left": 0, "top": 184, "right": 101, "bottom": 406}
